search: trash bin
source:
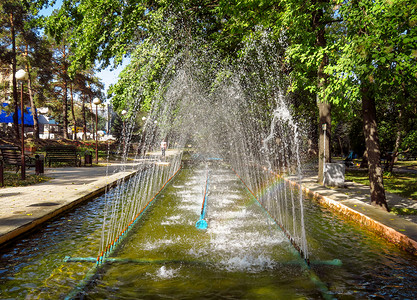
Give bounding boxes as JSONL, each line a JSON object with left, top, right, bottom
{"left": 84, "top": 151, "right": 92, "bottom": 166}
{"left": 35, "top": 154, "right": 44, "bottom": 175}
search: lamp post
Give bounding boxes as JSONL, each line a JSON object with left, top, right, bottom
{"left": 121, "top": 109, "right": 127, "bottom": 119}
{"left": 121, "top": 110, "right": 127, "bottom": 133}
{"left": 121, "top": 110, "right": 127, "bottom": 153}
{"left": 93, "top": 97, "right": 102, "bottom": 164}
{"left": 16, "top": 69, "right": 28, "bottom": 180}
{"left": 138, "top": 116, "right": 147, "bottom": 157}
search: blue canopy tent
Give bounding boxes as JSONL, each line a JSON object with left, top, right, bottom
{"left": 0, "top": 103, "right": 35, "bottom": 125}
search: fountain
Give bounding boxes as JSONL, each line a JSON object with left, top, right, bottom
{"left": 0, "top": 30, "right": 417, "bottom": 300}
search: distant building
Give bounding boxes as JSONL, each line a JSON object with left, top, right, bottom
{"left": 0, "top": 103, "right": 63, "bottom": 139}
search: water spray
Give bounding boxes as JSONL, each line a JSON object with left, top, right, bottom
{"left": 64, "top": 162, "right": 183, "bottom": 300}
{"left": 230, "top": 166, "right": 309, "bottom": 263}
{"left": 231, "top": 166, "right": 337, "bottom": 300}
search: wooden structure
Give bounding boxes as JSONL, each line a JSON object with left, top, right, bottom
{"left": 0, "top": 145, "right": 36, "bottom": 172}
{"left": 45, "top": 145, "right": 81, "bottom": 167}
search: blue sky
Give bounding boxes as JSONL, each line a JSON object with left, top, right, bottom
{"left": 95, "top": 61, "right": 129, "bottom": 99}
{"left": 39, "top": 1, "right": 129, "bottom": 101}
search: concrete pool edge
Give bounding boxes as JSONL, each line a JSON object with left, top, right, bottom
{"left": 294, "top": 179, "right": 417, "bottom": 256}
{"left": 0, "top": 169, "right": 140, "bottom": 248}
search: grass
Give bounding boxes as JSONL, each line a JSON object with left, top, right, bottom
{"left": 393, "top": 160, "right": 417, "bottom": 170}
{"left": 1, "top": 171, "right": 51, "bottom": 188}
{"left": 345, "top": 169, "right": 417, "bottom": 201}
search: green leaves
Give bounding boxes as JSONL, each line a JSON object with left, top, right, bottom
{"left": 39, "top": 0, "right": 416, "bottom": 154}
{"left": 109, "top": 38, "right": 175, "bottom": 114}
{"left": 46, "top": 0, "right": 149, "bottom": 72}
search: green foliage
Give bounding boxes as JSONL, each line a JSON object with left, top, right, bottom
{"left": 42, "top": 0, "right": 417, "bottom": 162}
{"left": 324, "top": 0, "right": 417, "bottom": 106}
{"left": 108, "top": 39, "right": 176, "bottom": 115}
{"left": 402, "top": 130, "right": 417, "bottom": 153}
{"left": 46, "top": 0, "right": 165, "bottom": 72}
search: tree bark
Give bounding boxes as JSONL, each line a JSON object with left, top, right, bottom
{"left": 89, "top": 96, "right": 95, "bottom": 140}
{"left": 82, "top": 95, "right": 87, "bottom": 141}
{"left": 63, "top": 78, "right": 68, "bottom": 138}
{"left": 318, "top": 100, "right": 331, "bottom": 184}
{"left": 25, "top": 46, "right": 40, "bottom": 140}
{"left": 387, "top": 113, "right": 402, "bottom": 173}
{"left": 70, "top": 83, "right": 77, "bottom": 140}
{"left": 361, "top": 86, "right": 389, "bottom": 211}
{"left": 62, "top": 46, "right": 69, "bottom": 139}
{"left": 338, "top": 135, "right": 344, "bottom": 158}
{"left": 10, "top": 12, "right": 19, "bottom": 140}
{"left": 387, "top": 87, "right": 407, "bottom": 173}
{"left": 313, "top": 3, "right": 331, "bottom": 185}
{"left": 360, "top": 149, "right": 368, "bottom": 168}
{"left": 26, "top": 65, "right": 40, "bottom": 140}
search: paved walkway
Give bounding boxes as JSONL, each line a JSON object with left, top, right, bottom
{"left": 1, "top": 160, "right": 417, "bottom": 255}
{"left": 0, "top": 162, "right": 142, "bottom": 245}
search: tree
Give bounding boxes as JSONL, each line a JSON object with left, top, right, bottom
{"left": 22, "top": 31, "right": 55, "bottom": 140}
{"left": 323, "top": 0, "right": 417, "bottom": 211}
{"left": 47, "top": 0, "right": 416, "bottom": 212}
{"left": 1, "top": 0, "right": 25, "bottom": 140}
{"left": 81, "top": 75, "right": 104, "bottom": 141}
{"left": 270, "top": 0, "right": 338, "bottom": 184}
{"left": 46, "top": 33, "right": 73, "bottom": 139}
{"left": 1, "top": 0, "right": 55, "bottom": 140}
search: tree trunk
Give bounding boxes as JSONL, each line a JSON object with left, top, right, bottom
{"left": 62, "top": 46, "right": 69, "bottom": 139}
{"left": 360, "top": 149, "right": 368, "bottom": 168}
{"left": 25, "top": 46, "right": 40, "bottom": 140}
{"left": 89, "top": 96, "right": 95, "bottom": 140}
{"left": 361, "top": 86, "right": 389, "bottom": 211}
{"left": 387, "top": 113, "right": 402, "bottom": 173}
{"left": 318, "top": 101, "right": 331, "bottom": 184}
{"left": 82, "top": 95, "right": 87, "bottom": 141}
{"left": 338, "top": 135, "right": 344, "bottom": 158}
{"left": 26, "top": 65, "right": 40, "bottom": 140}
{"left": 63, "top": 78, "right": 68, "bottom": 138}
{"left": 10, "top": 12, "right": 19, "bottom": 140}
{"left": 387, "top": 88, "right": 406, "bottom": 173}
{"left": 313, "top": 3, "right": 331, "bottom": 185}
{"left": 70, "top": 83, "right": 77, "bottom": 140}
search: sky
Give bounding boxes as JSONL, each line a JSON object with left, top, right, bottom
{"left": 39, "top": 1, "right": 129, "bottom": 102}
{"left": 95, "top": 61, "right": 130, "bottom": 100}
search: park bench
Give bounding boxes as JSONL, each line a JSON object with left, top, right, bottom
{"left": 0, "top": 145, "right": 36, "bottom": 172}
{"left": 45, "top": 145, "right": 81, "bottom": 167}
